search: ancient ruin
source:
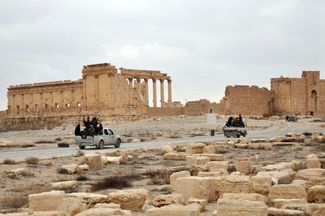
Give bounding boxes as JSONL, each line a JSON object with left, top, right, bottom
{"left": 2, "top": 65, "right": 324, "bottom": 129}
{"left": 223, "top": 71, "right": 325, "bottom": 117}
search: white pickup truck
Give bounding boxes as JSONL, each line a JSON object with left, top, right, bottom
{"left": 75, "top": 128, "right": 121, "bottom": 149}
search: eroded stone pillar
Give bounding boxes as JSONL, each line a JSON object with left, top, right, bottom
{"left": 137, "top": 78, "right": 142, "bottom": 100}
{"left": 144, "top": 78, "right": 149, "bottom": 105}
{"left": 153, "top": 79, "right": 157, "bottom": 107}
{"left": 168, "top": 79, "right": 172, "bottom": 107}
{"left": 160, "top": 79, "right": 165, "bottom": 107}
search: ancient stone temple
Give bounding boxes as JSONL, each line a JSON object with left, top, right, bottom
{"left": 223, "top": 71, "right": 325, "bottom": 117}
{"left": 4, "top": 63, "right": 174, "bottom": 129}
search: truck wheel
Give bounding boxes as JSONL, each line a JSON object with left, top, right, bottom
{"left": 98, "top": 140, "right": 104, "bottom": 149}
{"left": 79, "top": 146, "right": 85, "bottom": 150}
{"left": 114, "top": 138, "right": 121, "bottom": 148}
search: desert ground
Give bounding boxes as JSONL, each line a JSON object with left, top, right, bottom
{"left": 0, "top": 115, "right": 324, "bottom": 215}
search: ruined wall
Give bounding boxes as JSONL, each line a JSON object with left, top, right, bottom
{"left": 224, "top": 85, "right": 272, "bottom": 116}
{"left": 271, "top": 71, "right": 325, "bottom": 116}
{"left": 184, "top": 99, "right": 225, "bottom": 116}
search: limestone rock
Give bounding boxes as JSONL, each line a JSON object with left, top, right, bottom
{"left": 251, "top": 175, "right": 272, "bottom": 195}
{"left": 204, "top": 161, "right": 228, "bottom": 171}
{"left": 161, "top": 145, "right": 174, "bottom": 154}
{"left": 107, "top": 188, "right": 147, "bottom": 210}
{"left": 152, "top": 193, "right": 185, "bottom": 207}
{"left": 308, "top": 185, "right": 325, "bottom": 203}
{"left": 186, "top": 155, "right": 210, "bottom": 166}
{"left": 198, "top": 170, "right": 228, "bottom": 177}
{"left": 262, "top": 162, "right": 291, "bottom": 171}
{"left": 260, "top": 142, "right": 272, "bottom": 150}
{"left": 32, "top": 211, "right": 66, "bottom": 216}
{"left": 235, "top": 159, "right": 253, "bottom": 174}
{"left": 145, "top": 204, "right": 200, "bottom": 216}
{"left": 200, "top": 153, "right": 224, "bottom": 161}
{"left": 257, "top": 169, "right": 295, "bottom": 184}
{"left": 84, "top": 154, "right": 102, "bottom": 170}
{"left": 170, "top": 170, "right": 191, "bottom": 192}
{"left": 269, "top": 184, "right": 307, "bottom": 201}
{"left": 295, "top": 168, "right": 325, "bottom": 180}
{"left": 306, "top": 154, "right": 321, "bottom": 169}
{"left": 272, "top": 199, "right": 307, "bottom": 211}
{"left": 119, "top": 152, "right": 128, "bottom": 164}
{"left": 105, "top": 156, "right": 121, "bottom": 165}
{"left": 75, "top": 208, "right": 132, "bottom": 216}
{"left": 61, "top": 164, "right": 78, "bottom": 174}
{"left": 221, "top": 175, "right": 253, "bottom": 194}
{"left": 77, "top": 164, "right": 89, "bottom": 172}
{"left": 216, "top": 198, "right": 267, "bottom": 216}
{"left": 29, "top": 190, "right": 65, "bottom": 211}
{"left": 56, "top": 197, "right": 86, "bottom": 216}
{"left": 305, "top": 203, "right": 325, "bottom": 216}
{"left": 94, "top": 203, "right": 121, "bottom": 209}
{"left": 164, "top": 152, "right": 186, "bottom": 160}
{"left": 7, "top": 167, "right": 31, "bottom": 178}
{"left": 267, "top": 207, "right": 304, "bottom": 216}
{"left": 187, "top": 198, "right": 207, "bottom": 212}
{"left": 290, "top": 160, "right": 305, "bottom": 172}
{"left": 51, "top": 181, "right": 78, "bottom": 192}
{"left": 66, "top": 192, "right": 109, "bottom": 207}
{"left": 186, "top": 143, "right": 205, "bottom": 155}
{"left": 203, "top": 144, "right": 215, "bottom": 154}
{"left": 174, "top": 176, "right": 217, "bottom": 201}
{"left": 221, "top": 193, "right": 267, "bottom": 203}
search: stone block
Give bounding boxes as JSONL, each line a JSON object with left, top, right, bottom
{"left": 60, "top": 164, "right": 78, "bottom": 174}
{"left": 77, "top": 164, "right": 89, "bottom": 172}
{"left": 306, "top": 154, "right": 321, "bottom": 169}
{"left": 94, "top": 203, "right": 121, "bottom": 209}
{"left": 152, "top": 193, "right": 185, "bottom": 207}
{"left": 84, "top": 154, "right": 102, "bottom": 170}
{"left": 272, "top": 199, "right": 307, "bottom": 211}
{"left": 145, "top": 204, "right": 200, "bottom": 216}
{"left": 187, "top": 198, "right": 207, "bottom": 212}
{"left": 56, "top": 197, "right": 86, "bottom": 216}
{"left": 164, "top": 152, "right": 186, "bottom": 160}
{"left": 203, "top": 144, "right": 215, "bottom": 154}
{"left": 295, "top": 168, "right": 325, "bottom": 180}
{"left": 7, "top": 167, "right": 31, "bottom": 178}
{"left": 221, "top": 175, "right": 253, "bottom": 194}
{"left": 216, "top": 198, "right": 267, "bottom": 216}
{"left": 235, "top": 159, "right": 253, "bottom": 174}
{"left": 51, "top": 181, "right": 78, "bottom": 192}
{"left": 32, "top": 211, "right": 66, "bottom": 216}
{"left": 269, "top": 184, "right": 307, "bottom": 201}
{"left": 186, "top": 155, "right": 210, "bottom": 166}
{"left": 305, "top": 203, "right": 325, "bottom": 216}
{"left": 251, "top": 175, "right": 272, "bottom": 195}
{"left": 262, "top": 162, "right": 291, "bottom": 171}
{"left": 107, "top": 188, "right": 147, "bottom": 210}
{"left": 75, "top": 208, "right": 132, "bottom": 216}
{"left": 267, "top": 207, "right": 304, "bottom": 216}
{"left": 66, "top": 192, "right": 109, "bottom": 207}
{"left": 204, "top": 161, "right": 228, "bottom": 171}
{"left": 161, "top": 145, "right": 175, "bottom": 154}
{"left": 260, "top": 143, "right": 272, "bottom": 150}
{"left": 170, "top": 170, "right": 191, "bottom": 192}
{"left": 186, "top": 143, "right": 205, "bottom": 155}
{"left": 257, "top": 169, "right": 295, "bottom": 184}
{"left": 200, "top": 153, "right": 224, "bottom": 161}
{"left": 308, "top": 185, "right": 325, "bottom": 203}
{"left": 105, "top": 156, "right": 121, "bottom": 165}
{"left": 221, "top": 193, "right": 267, "bottom": 203}
{"left": 198, "top": 170, "right": 228, "bottom": 177}
{"left": 29, "top": 190, "right": 65, "bottom": 211}
{"left": 290, "top": 160, "right": 305, "bottom": 172}
{"left": 174, "top": 176, "right": 216, "bottom": 201}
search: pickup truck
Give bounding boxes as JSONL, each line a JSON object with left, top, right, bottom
{"left": 223, "top": 125, "right": 248, "bottom": 138}
{"left": 75, "top": 128, "right": 121, "bottom": 149}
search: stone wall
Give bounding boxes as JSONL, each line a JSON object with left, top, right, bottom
{"left": 184, "top": 99, "right": 224, "bottom": 116}
{"left": 223, "top": 85, "right": 272, "bottom": 116}
{"left": 271, "top": 71, "right": 325, "bottom": 116}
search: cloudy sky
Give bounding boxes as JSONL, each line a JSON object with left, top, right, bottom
{"left": 0, "top": 0, "right": 324, "bottom": 110}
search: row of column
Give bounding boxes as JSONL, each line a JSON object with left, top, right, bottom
{"left": 129, "top": 78, "right": 172, "bottom": 107}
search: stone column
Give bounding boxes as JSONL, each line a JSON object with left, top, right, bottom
{"left": 137, "top": 78, "right": 142, "bottom": 100}
{"left": 144, "top": 78, "right": 149, "bottom": 105}
{"left": 160, "top": 79, "right": 165, "bottom": 107}
{"left": 153, "top": 79, "right": 157, "bottom": 107}
{"left": 168, "top": 79, "right": 172, "bottom": 107}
